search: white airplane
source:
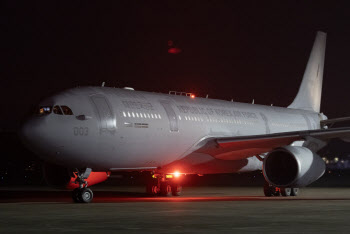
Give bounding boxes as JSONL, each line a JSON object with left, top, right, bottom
{"left": 20, "top": 31, "right": 350, "bottom": 203}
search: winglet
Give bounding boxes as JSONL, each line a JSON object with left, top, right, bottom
{"left": 288, "top": 31, "right": 327, "bottom": 113}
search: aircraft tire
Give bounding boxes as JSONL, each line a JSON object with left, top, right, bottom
{"left": 72, "top": 188, "right": 82, "bottom": 203}
{"left": 263, "top": 182, "right": 273, "bottom": 197}
{"left": 273, "top": 189, "right": 280, "bottom": 196}
{"left": 160, "top": 182, "right": 172, "bottom": 197}
{"left": 146, "top": 184, "right": 159, "bottom": 196}
{"left": 281, "top": 188, "right": 292, "bottom": 197}
{"left": 291, "top": 188, "right": 299, "bottom": 196}
{"left": 171, "top": 185, "right": 182, "bottom": 196}
{"left": 78, "top": 188, "right": 93, "bottom": 203}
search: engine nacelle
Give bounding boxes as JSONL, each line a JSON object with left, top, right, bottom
{"left": 263, "top": 146, "right": 325, "bottom": 187}
{"left": 43, "top": 163, "right": 110, "bottom": 190}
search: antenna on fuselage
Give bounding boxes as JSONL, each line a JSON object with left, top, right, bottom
{"left": 231, "top": 99, "right": 233, "bottom": 102}
{"left": 101, "top": 82, "right": 105, "bottom": 87}
{"left": 206, "top": 94, "right": 209, "bottom": 98}
{"left": 252, "top": 99, "right": 255, "bottom": 104}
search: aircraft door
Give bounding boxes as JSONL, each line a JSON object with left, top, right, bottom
{"left": 160, "top": 100, "right": 179, "bottom": 132}
{"left": 90, "top": 95, "right": 116, "bottom": 133}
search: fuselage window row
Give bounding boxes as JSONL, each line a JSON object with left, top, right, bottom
{"left": 122, "top": 111, "right": 162, "bottom": 120}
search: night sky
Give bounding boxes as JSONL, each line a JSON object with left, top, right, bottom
{"left": 3, "top": 1, "right": 350, "bottom": 131}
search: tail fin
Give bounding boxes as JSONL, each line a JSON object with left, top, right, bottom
{"left": 288, "top": 31, "right": 327, "bottom": 113}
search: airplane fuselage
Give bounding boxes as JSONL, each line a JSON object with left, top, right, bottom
{"left": 21, "top": 86, "right": 322, "bottom": 174}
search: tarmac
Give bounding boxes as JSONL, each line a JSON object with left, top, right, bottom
{"left": 1, "top": 186, "right": 350, "bottom": 233}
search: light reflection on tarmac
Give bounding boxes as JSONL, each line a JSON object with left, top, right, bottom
{"left": 1, "top": 187, "right": 350, "bottom": 233}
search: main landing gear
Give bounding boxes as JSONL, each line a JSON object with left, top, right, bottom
{"left": 72, "top": 168, "right": 94, "bottom": 203}
{"left": 146, "top": 173, "right": 182, "bottom": 197}
{"left": 263, "top": 181, "right": 299, "bottom": 197}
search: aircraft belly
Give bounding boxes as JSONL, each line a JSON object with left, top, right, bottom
{"left": 160, "top": 153, "right": 262, "bottom": 174}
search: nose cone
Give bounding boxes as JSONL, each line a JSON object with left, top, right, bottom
{"left": 19, "top": 117, "right": 47, "bottom": 154}
{"left": 20, "top": 116, "right": 70, "bottom": 166}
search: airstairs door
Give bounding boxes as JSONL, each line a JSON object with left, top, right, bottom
{"left": 90, "top": 95, "right": 116, "bottom": 133}
{"left": 160, "top": 100, "right": 179, "bottom": 132}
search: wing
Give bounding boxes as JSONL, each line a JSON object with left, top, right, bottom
{"left": 195, "top": 127, "right": 350, "bottom": 160}
{"left": 321, "top": 116, "right": 350, "bottom": 128}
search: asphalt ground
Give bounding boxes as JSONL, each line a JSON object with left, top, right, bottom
{"left": 0, "top": 186, "right": 350, "bottom": 233}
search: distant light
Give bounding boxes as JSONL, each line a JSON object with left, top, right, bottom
{"left": 166, "top": 175, "right": 173, "bottom": 179}
{"left": 334, "top": 157, "right": 339, "bottom": 163}
{"left": 190, "top": 94, "right": 195, "bottom": 99}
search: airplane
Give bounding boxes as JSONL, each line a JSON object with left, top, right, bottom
{"left": 20, "top": 31, "right": 350, "bottom": 203}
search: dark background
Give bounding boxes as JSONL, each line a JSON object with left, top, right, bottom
{"left": 2, "top": 1, "right": 350, "bottom": 186}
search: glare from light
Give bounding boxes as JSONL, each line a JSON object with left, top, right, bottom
{"left": 174, "top": 171, "right": 181, "bottom": 178}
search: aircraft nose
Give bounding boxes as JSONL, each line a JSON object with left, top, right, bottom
{"left": 19, "top": 117, "right": 45, "bottom": 150}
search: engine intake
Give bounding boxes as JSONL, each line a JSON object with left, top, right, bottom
{"left": 263, "top": 146, "right": 325, "bottom": 187}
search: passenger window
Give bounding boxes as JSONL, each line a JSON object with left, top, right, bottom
{"left": 53, "top": 106, "right": 63, "bottom": 115}
{"left": 38, "top": 106, "right": 52, "bottom": 115}
{"left": 61, "top": 106, "right": 73, "bottom": 115}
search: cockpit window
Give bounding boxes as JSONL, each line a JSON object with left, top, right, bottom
{"left": 53, "top": 105, "right": 63, "bottom": 115}
{"left": 61, "top": 106, "right": 73, "bottom": 115}
{"left": 38, "top": 106, "right": 52, "bottom": 115}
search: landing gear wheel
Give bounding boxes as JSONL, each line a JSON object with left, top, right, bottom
{"left": 291, "top": 188, "right": 299, "bottom": 196}
{"left": 160, "top": 182, "right": 172, "bottom": 197}
{"left": 264, "top": 182, "right": 282, "bottom": 196}
{"left": 78, "top": 188, "right": 93, "bottom": 203}
{"left": 281, "top": 188, "right": 292, "bottom": 197}
{"left": 272, "top": 187, "right": 281, "bottom": 196}
{"left": 72, "top": 188, "right": 82, "bottom": 203}
{"left": 171, "top": 185, "right": 182, "bottom": 196}
{"left": 146, "top": 177, "right": 159, "bottom": 196}
{"left": 263, "top": 182, "right": 274, "bottom": 197}
{"left": 146, "top": 184, "right": 159, "bottom": 196}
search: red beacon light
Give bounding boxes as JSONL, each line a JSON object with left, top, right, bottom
{"left": 190, "top": 94, "right": 195, "bottom": 99}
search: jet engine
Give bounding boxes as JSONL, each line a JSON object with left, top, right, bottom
{"left": 43, "top": 163, "right": 110, "bottom": 189}
{"left": 263, "top": 146, "right": 325, "bottom": 187}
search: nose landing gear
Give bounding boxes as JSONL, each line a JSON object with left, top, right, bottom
{"left": 72, "top": 168, "right": 94, "bottom": 203}
{"left": 72, "top": 187, "right": 94, "bottom": 203}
